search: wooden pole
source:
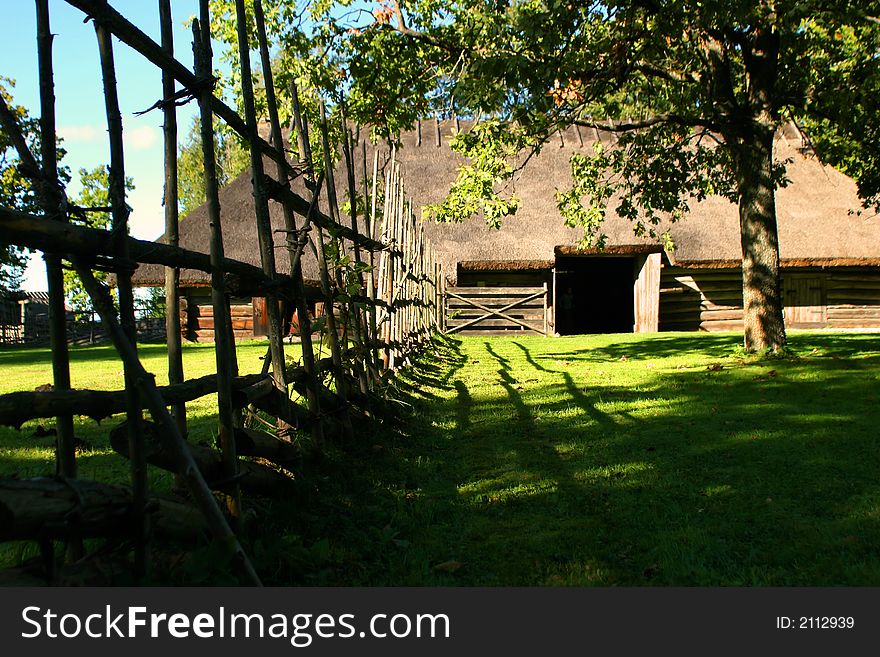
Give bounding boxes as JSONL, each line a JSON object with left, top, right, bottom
{"left": 312, "top": 105, "right": 353, "bottom": 437}
{"left": 339, "top": 107, "right": 370, "bottom": 394}
{"left": 232, "top": 0, "right": 288, "bottom": 396}
{"left": 35, "top": 0, "right": 83, "bottom": 566}
{"left": 192, "top": 12, "right": 241, "bottom": 524}
{"left": 252, "top": 0, "right": 323, "bottom": 445}
{"left": 94, "top": 5, "right": 148, "bottom": 579}
{"left": 543, "top": 281, "right": 549, "bottom": 336}
{"left": 0, "top": 205, "right": 310, "bottom": 295}
{"left": 159, "top": 0, "right": 186, "bottom": 438}
{"left": 289, "top": 85, "right": 350, "bottom": 423}
{"left": 35, "top": 0, "right": 76, "bottom": 486}
{"left": 316, "top": 105, "right": 352, "bottom": 356}
{"left": 367, "top": 146, "right": 382, "bottom": 375}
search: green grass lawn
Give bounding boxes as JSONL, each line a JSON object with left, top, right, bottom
{"left": 282, "top": 331, "right": 880, "bottom": 586}
{"left": 2, "top": 331, "right": 880, "bottom": 585}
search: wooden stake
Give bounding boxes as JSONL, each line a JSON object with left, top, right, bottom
{"left": 339, "top": 106, "right": 370, "bottom": 394}
{"left": 253, "top": 0, "right": 323, "bottom": 444}
{"left": 35, "top": 0, "right": 76, "bottom": 484}
{"left": 35, "top": 0, "right": 82, "bottom": 566}
{"left": 94, "top": 5, "right": 148, "bottom": 578}
{"left": 232, "top": 0, "right": 288, "bottom": 396}
{"left": 193, "top": 11, "right": 241, "bottom": 524}
{"left": 159, "top": 0, "right": 186, "bottom": 438}
{"left": 311, "top": 102, "right": 353, "bottom": 439}
{"left": 289, "top": 86, "right": 352, "bottom": 439}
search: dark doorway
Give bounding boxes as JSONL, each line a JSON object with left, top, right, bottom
{"left": 555, "top": 256, "right": 635, "bottom": 334}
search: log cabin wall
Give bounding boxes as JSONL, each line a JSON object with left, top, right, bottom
{"left": 824, "top": 269, "right": 880, "bottom": 328}
{"left": 182, "top": 288, "right": 256, "bottom": 342}
{"left": 659, "top": 266, "right": 880, "bottom": 332}
{"left": 659, "top": 267, "right": 743, "bottom": 332}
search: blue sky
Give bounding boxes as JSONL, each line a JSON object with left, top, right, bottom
{"left": 2, "top": 1, "right": 213, "bottom": 290}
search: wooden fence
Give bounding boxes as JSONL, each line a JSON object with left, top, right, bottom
{"left": 0, "top": 0, "right": 442, "bottom": 585}
{"left": 445, "top": 285, "right": 548, "bottom": 335}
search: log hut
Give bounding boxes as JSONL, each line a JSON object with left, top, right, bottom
{"left": 132, "top": 120, "right": 880, "bottom": 338}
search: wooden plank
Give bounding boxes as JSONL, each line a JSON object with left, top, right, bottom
{"left": 193, "top": 329, "right": 254, "bottom": 341}
{"left": 447, "top": 318, "right": 545, "bottom": 328}
{"left": 698, "top": 309, "right": 744, "bottom": 321}
{"left": 661, "top": 302, "right": 742, "bottom": 316}
{"left": 786, "top": 321, "right": 831, "bottom": 329}
{"left": 827, "top": 318, "right": 880, "bottom": 328}
{"left": 634, "top": 252, "right": 660, "bottom": 332}
{"left": 195, "top": 317, "right": 254, "bottom": 331}
{"left": 450, "top": 286, "right": 547, "bottom": 295}
{"left": 826, "top": 309, "right": 880, "bottom": 319}
{"left": 827, "top": 303, "right": 880, "bottom": 310}
{"left": 191, "top": 304, "right": 252, "bottom": 318}
{"left": 826, "top": 274, "right": 880, "bottom": 283}
{"left": 451, "top": 312, "right": 545, "bottom": 322}
{"left": 699, "top": 319, "right": 744, "bottom": 331}
{"left": 447, "top": 298, "right": 545, "bottom": 308}
{"left": 826, "top": 280, "right": 880, "bottom": 289}
{"left": 827, "top": 290, "right": 880, "bottom": 302}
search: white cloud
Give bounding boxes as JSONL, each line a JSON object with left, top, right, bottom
{"left": 125, "top": 125, "right": 158, "bottom": 151}
{"left": 57, "top": 124, "right": 101, "bottom": 143}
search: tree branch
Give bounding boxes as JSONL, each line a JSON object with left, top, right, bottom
{"left": 573, "top": 114, "right": 722, "bottom": 133}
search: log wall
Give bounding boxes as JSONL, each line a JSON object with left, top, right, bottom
{"left": 182, "top": 289, "right": 255, "bottom": 342}
{"left": 659, "top": 266, "right": 880, "bottom": 332}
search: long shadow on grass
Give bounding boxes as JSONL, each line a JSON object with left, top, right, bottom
{"left": 545, "top": 332, "right": 880, "bottom": 364}
{"left": 265, "top": 333, "right": 880, "bottom": 586}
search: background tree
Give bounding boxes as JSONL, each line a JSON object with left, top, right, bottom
{"left": 62, "top": 166, "right": 133, "bottom": 317}
{"left": 0, "top": 78, "right": 69, "bottom": 292}
{"left": 176, "top": 117, "right": 249, "bottom": 217}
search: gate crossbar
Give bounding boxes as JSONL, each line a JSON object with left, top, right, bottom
{"left": 446, "top": 290, "right": 545, "bottom": 334}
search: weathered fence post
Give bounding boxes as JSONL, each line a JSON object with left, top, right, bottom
{"left": 94, "top": 1, "right": 149, "bottom": 577}
{"left": 159, "top": 0, "right": 186, "bottom": 438}
{"left": 35, "top": 0, "right": 76, "bottom": 486}
{"left": 192, "top": 9, "right": 241, "bottom": 525}
{"left": 232, "top": 0, "right": 288, "bottom": 397}
{"left": 339, "top": 106, "right": 371, "bottom": 395}
{"left": 252, "top": 0, "right": 324, "bottom": 445}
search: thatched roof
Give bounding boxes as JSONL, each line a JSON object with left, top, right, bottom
{"left": 131, "top": 119, "right": 879, "bottom": 288}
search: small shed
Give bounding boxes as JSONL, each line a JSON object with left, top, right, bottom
{"left": 0, "top": 290, "right": 53, "bottom": 344}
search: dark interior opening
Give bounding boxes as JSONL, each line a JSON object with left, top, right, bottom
{"left": 555, "top": 256, "right": 635, "bottom": 334}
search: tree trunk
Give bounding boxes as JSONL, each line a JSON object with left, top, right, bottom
{"left": 734, "top": 128, "right": 787, "bottom": 352}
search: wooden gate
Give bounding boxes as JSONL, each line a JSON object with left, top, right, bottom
{"left": 784, "top": 274, "right": 827, "bottom": 327}
{"left": 445, "top": 285, "right": 548, "bottom": 335}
